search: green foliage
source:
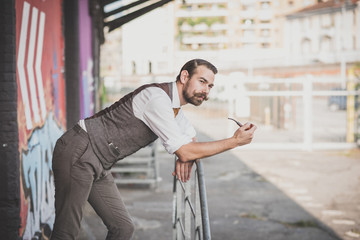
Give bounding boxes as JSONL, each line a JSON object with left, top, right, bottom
{"left": 178, "top": 16, "right": 225, "bottom": 28}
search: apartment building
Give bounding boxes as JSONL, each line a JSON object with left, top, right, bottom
{"left": 285, "top": 0, "right": 360, "bottom": 66}
{"left": 174, "top": 0, "right": 316, "bottom": 51}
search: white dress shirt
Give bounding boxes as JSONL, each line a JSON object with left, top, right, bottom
{"left": 133, "top": 81, "right": 196, "bottom": 154}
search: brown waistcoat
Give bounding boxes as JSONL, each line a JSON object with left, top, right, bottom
{"left": 85, "top": 82, "right": 172, "bottom": 169}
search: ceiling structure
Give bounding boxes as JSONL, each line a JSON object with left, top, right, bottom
{"left": 101, "top": 0, "right": 175, "bottom": 32}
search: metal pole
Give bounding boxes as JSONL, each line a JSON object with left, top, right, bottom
{"left": 196, "top": 161, "right": 211, "bottom": 240}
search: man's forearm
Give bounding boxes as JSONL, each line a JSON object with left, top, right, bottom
{"left": 175, "top": 123, "right": 256, "bottom": 162}
{"left": 175, "top": 137, "right": 237, "bottom": 162}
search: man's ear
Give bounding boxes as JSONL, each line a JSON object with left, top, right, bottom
{"left": 180, "top": 70, "right": 189, "bottom": 84}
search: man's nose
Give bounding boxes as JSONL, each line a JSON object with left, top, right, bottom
{"left": 204, "top": 85, "right": 211, "bottom": 94}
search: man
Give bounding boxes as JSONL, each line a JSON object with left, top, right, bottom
{"left": 51, "top": 59, "right": 256, "bottom": 240}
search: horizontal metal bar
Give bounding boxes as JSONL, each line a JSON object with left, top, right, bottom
{"left": 229, "top": 78, "right": 357, "bottom": 84}
{"left": 237, "top": 142, "right": 357, "bottom": 151}
{"left": 311, "top": 90, "right": 360, "bottom": 96}
{"left": 241, "top": 90, "right": 360, "bottom": 97}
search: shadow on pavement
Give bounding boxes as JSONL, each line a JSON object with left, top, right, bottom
{"left": 79, "top": 130, "right": 342, "bottom": 240}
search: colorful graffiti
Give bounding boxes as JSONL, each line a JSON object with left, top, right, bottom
{"left": 20, "top": 114, "right": 63, "bottom": 238}
{"left": 16, "top": 0, "right": 65, "bottom": 238}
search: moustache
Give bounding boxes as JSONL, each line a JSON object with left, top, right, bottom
{"left": 194, "top": 93, "right": 209, "bottom": 101}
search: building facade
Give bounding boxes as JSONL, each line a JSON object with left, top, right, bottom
{"left": 174, "top": 0, "right": 317, "bottom": 51}
{"left": 285, "top": 0, "right": 360, "bottom": 67}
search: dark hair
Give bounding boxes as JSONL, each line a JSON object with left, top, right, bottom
{"left": 176, "top": 59, "right": 218, "bottom": 82}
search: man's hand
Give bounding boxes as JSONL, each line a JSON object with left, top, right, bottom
{"left": 232, "top": 122, "right": 257, "bottom": 146}
{"left": 172, "top": 159, "right": 195, "bottom": 182}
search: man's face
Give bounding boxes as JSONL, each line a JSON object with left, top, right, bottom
{"left": 182, "top": 65, "right": 215, "bottom": 106}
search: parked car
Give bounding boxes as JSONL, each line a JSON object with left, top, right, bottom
{"left": 328, "top": 94, "right": 347, "bottom": 111}
{"left": 328, "top": 88, "right": 358, "bottom": 111}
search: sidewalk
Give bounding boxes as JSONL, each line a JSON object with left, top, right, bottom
{"left": 79, "top": 108, "right": 360, "bottom": 240}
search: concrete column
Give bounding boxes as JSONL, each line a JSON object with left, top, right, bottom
{"left": 0, "top": 0, "right": 21, "bottom": 239}
{"left": 64, "top": 0, "right": 80, "bottom": 129}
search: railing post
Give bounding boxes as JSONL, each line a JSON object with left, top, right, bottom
{"left": 172, "top": 166, "right": 178, "bottom": 239}
{"left": 184, "top": 181, "right": 191, "bottom": 240}
{"left": 195, "top": 171, "right": 202, "bottom": 240}
{"left": 303, "top": 76, "right": 313, "bottom": 151}
{"left": 196, "top": 161, "right": 211, "bottom": 240}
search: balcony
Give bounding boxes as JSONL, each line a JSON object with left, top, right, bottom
{"left": 258, "top": 37, "right": 272, "bottom": 43}
{"left": 180, "top": 23, "right": 227, "bottom": 33}
{"left": 210, "top": 23, "right": 227, "bottom": 31}
{"left": 182, "top": 35, "right": 228, "bottom": 44}
{"left": 258, "top": 23, "right": 272, "bottom": 29}
{"left": 184, "top": 0, "right": 227, "bottom": 3}
{"left": 239, "top": 10, "right": 256, "bottom": 19}
{"left": 176, "top": 9, "right": 228, "bottom": 18}
{"left": 258, "top": 9, "right": 273, "bottom": 21}
{"left": 240, "top": 36, "right": 257, "bottom": 43}
{"left": 180, "top": 23, "right": 193, "bottom": 32}
{"left": 241, "top": 0, "right": 256, "bottom": 5}
{"left": 193, "top": 23, "right": 209, "bottom": 31}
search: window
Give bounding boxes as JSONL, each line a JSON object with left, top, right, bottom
{"left": 243, "top": 29, "right": 255, "bottom": 38}
{"left": 261, "top": 29, "right": 270, "bottom": 37}
{"left": 301, "top": 38, "right": 311, "bottom": 54}
{"left": 320, "top": 36, "right": 332, "bottom": 51}
{"left": 261, "top": 1, "right": 271, "bottom": 9}
{"left": 261, "top": 43, "right": 270, "bottom": 48}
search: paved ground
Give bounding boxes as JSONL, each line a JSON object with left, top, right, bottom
{"left": 78, "top": 106, "right": 360, "bottom": 240}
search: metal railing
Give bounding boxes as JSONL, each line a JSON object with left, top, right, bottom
{"left": 172, "top": 159, "right": 211, "bottom": 240}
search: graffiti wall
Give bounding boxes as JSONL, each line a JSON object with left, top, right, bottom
{"left": 16, "top": 0, "right": 65, "bottom": 238}
{"left": 79, "top": 0, "right": 95, "bottom": 118}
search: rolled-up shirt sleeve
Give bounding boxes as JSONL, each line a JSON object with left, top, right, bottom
{"left": 133, "top": 88, "right": 195, "bottom": 154}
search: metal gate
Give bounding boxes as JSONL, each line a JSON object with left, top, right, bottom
{"left": 172, "top": 159, "right": 211, "bottom": 240}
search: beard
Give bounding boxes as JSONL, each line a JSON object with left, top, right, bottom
{"left": 183, "top": 83, "right": 209, "bottom": 106}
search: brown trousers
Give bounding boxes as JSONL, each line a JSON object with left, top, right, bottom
{"left": 51, "top": 124, "right": 134, "bottom": 240}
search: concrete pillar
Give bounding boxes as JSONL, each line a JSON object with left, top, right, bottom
{"left": 0, "top": 0, "right": 21, "bottom": 239}
{"left": 64, "top": 0, "right": 81, "bottom": 129}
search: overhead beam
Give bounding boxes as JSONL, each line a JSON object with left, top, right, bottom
{"left": 105, "top": 0, "right": 173, "bottom": 32}
{"left": 104, "top": 0, "right": 151, "bottom": 18}
{"left": 101, "top": 0, "right": 120, "bottom": 8}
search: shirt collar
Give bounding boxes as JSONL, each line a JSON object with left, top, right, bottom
{"left": 172, "top": 81, "right": 180, "bottom": 108}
